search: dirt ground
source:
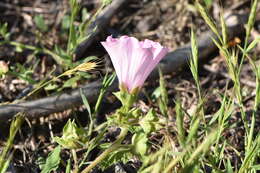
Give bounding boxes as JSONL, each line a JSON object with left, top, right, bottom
{"left": 0, "top": 0, "right": 259, "bottom": 172}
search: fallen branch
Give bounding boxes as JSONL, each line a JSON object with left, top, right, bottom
{"left": 75, "top": 0, "right": 129, "bottom": 59}
{"left": 0, "top": 13, "right": 248, "bottom": 121}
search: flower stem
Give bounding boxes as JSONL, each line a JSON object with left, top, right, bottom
{"left": 81, "top": 127, "right": 128, "bottom": 173}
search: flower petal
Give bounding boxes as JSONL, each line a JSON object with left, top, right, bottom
{"left": 101, "top": 35, "right": 169, "bottom": 93}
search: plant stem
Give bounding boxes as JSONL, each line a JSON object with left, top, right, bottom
{"left": 72, "top": 149, "right": 78, "bottom": 173}
{"left": 94, "top": 90, "right": 105, "bottom": 114}
{"left": 81, "top": 127, "right": 128, "bottom": 173}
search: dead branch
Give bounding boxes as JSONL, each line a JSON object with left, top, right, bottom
{"left": 75, "top": 0, "right": 129, "bottom": 59}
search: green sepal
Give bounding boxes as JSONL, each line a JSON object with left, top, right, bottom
{"left": 113, "top": 90, "right": 138, "bottom": 111}
{"left": 40, "top": 146, "right": 61, "bottom": 173}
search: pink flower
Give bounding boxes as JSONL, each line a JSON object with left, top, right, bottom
{"left": 101, "top": 35, "right": 169, "bottom": 93}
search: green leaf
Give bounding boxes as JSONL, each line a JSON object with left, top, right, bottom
{"left": 99, "top": 147, "right": 132, "bottom": 170}
{"left": 15, "top": 44, "right": 23, "bottom": 52}
{"left": 203, "top": 0, "right": 213, "bottom": 8}
{"left": 102, "top": 0, "right": 112, "bottom": 6}
{"left": 10, "top": 63, "right": 36, "bottom": 84}
{"left": 252, "top": 164, "right": 260, "bottom": 170}
{"left": 226, "top": 158, "right": 234, "bottom": 173}
{"left": 246, "top": 37, "right": 260, "bottom": 52}
{"left": 44, "top": 83, "right": 59, "bottom": 91}
{"left": 53, "top": 119, "right": 87, "bottom": 149}
{"left": 36, "top": 156, "right": 45, "bottom": 170}
{"left": 0, "top": 115, "right": 24, "bottom": 171}
{"left": 151, "top": 87, "right": 161, "bottom": 100}
{"left": 0, "top": 157, "right": 10, "bottom": 173}
{"left": 239, "top": 135, "right": 260, "bottom": 173}
{"left": 68, "top": 25, "right": 77, "bottom": 52}
{"left": 186, "top": 130, "right": 218, "bottom": 165}
{"left": 102, "top": 72, "right": 116, "bottom": 88}
{"left": 175, "top": 99, "right": 185, "bottom": 147}
{"left": 62, "top": 15, "right": 71, "bottom": 30}
{"left": 54, "top": 45, "right": 70, "bottom": 60}
{"left": 41, "top": 146, "right": 61, "bottom": 173}
{"left": 80, "top": 88, "right": 91, "bottom": 116}
{"left": 65, "top": 159, "right": 71, "bottom": 173}
{"left": 139, "top": 109, "right": 159, "bottom": 134}
{"left": 0, "top": 23, "right": 10, "bottom": 40}
{"left": 0, "top": 61, "right": 8, "bottom": 76}
{"left": 34, "top": 15, "right": 48, "bottom": 32}
{"left": 81, "top": 8, "right": 90, "bottom": 22}
{"left": 186, "top": 117, "right": 200, "bottom": 144}
{"left": 67, "top": 0, "right": 80, "bottom": 53}
{"left": 209, "top": 95, "right": 228, "bottom": 125}
{"left": 62, "top": 75, "right": 81, "bottom": 88}
{"left": 132, "top": 132, "right": 148, "bottom": 156}
{"left": 80, "top": 88, "right": 94, "bottom": 137}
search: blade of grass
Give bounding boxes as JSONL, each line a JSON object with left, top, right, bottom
{"left": 175, "top": 99, "right": 186, "bottom": 148}
{"left": 0, "top": 114, "right": 24, "bottom": 172}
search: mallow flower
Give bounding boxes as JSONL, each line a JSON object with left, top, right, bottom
{"left": 101, "top": 35, "right": 169, "bottom": 93}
